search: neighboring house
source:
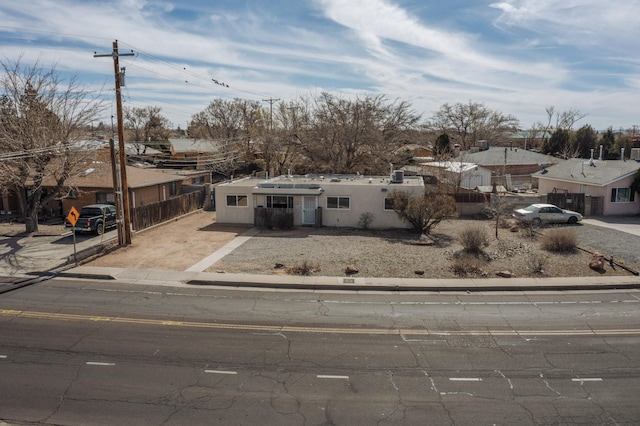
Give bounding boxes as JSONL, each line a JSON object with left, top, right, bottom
{"left": 40, "top": 153, "right": 210, "bottom": 217}
{"left": 533, "top": 158, "right": 640, "bottom": 216}
{"left": 215, "top": 172, "right": 425, "bottom": 229}
{"left": 461, "top": 146, "right": 559, "bottom": 178}
{"left": 165, "top": 138, "right": 223, "bottom": 169}
{"left": 417, "top": 161, "right": 492, "bottom": 190}
{"left": 126, "top": 142, "right": 165, "bottom": 163}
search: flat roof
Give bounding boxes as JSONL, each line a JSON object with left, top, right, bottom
{"left": 219, "top": 174, "right": 424, "bottom": 188}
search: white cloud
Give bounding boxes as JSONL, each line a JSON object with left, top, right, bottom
{"left": 490, "top": 0, "right": 640, "bottom": 51}
{"left": 1, "top": 0, "right": 638, "bottom": 130}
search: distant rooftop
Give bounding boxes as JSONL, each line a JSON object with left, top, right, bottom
{"left": 533, "top": 158, "right": 640, "bottom": 186}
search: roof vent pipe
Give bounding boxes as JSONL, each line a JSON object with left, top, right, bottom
{"left": 621, "top": 148, "right": 625, "bottom": 161}
{"left": 599, "top": 145, "right": 603, "bottom": 161}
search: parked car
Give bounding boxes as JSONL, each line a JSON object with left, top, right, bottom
{"left": 513, "top": 203, "right": 583, "bottom": 225}
{"left": 66, "top": 204, "right": 117, "bottom": 235}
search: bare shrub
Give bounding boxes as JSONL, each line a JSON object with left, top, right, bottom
{"left": 518, "top": 219, "right": 540, "bottom": 239}
{"left": 459, "top": 225, "right": 490, "bottom": 252}
{"left": 286, "top": 260, "right": 322, "bottom": 276}
{"left": 526, "top": 253, "right": 549, "bottom": 275}
{"left": 450, "top": 255, "right": 485, "bottom": 277}
{"left": 358, "top": 212, "right": 374, "bottom": 229}
{"left": 391, "top": 191, "right": 456, "bottom": 235}
{"left": 540, "top": 228, "right": 577, "bottom": 252}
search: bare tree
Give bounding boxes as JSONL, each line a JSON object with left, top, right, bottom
{"left": 265, "top": 99, "right": 310, "bottom": 176}
{"left": 556, "top": 109, "right": 587, "bottom": 130}
{"left": 124, "top": 105, "right": 172, "bottom": 152}
{"left": 187, "top": 98, "right": 264, "bottom": 175}
{"left": 188, "top": 98, "right": 262, "bottom": 142}
{"left": 295, "top": 93, "right": 420, "bottom": 174}
{"left": 428, "top": 101, "right": 519, "bottom": 149}
{"left": 0, "top": 59, "right": 104, "bottom": 233}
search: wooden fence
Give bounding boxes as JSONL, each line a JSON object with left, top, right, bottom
{"left": 254, "top": 207, "right": 294, "bottom": 229}
{"left": 547, "top": 192, "right": 586, "bottom": 215}
{"left": 131, "top": 188, "right": 205, "bottom": 231}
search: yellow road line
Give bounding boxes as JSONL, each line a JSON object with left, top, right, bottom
{"left": 2, "top": 309, "right": 639, "bottom": 337}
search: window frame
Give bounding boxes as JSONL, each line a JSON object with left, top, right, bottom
{"left": 96, "top": 192, "right": 115, "bottom": 205}
{"left": 169, "top": 181, "right": 178, "bottom": 196}
{"left": 266, "top": 195, "right": 294, "bottom": 209}
{"left": 226, "top": 194, "right": 248, "bottom": 207}
{"left": 326, "top": 196, "right": 350, "bottom": 210}
{"left": 611, "top": 187, "right": 635, "bottom": 203}
{"left": 384, "top": 197, "right": 395, "bottom": 211}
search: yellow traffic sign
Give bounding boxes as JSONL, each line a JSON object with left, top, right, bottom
{"left": 67, "top": 206, "right": 79, "bottom": 227}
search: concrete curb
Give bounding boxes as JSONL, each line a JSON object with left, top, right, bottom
{"left": 55, "top": 267, "right": 640, "bottom": 292}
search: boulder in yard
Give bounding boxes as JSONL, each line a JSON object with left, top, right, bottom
{"left": 589, "top": 253, "right": 606, "bottom": 272}
{"left": 345, "top": 265, "right": 359, "bottom": 275}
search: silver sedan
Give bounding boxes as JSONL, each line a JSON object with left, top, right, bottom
{"left": 513, "top": 203, "right": 583, "bottom": 225}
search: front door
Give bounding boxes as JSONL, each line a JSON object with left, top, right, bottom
{"left": 302, "top": 196, "right": 316, "bottom": 225}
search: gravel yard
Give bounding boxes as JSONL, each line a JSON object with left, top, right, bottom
{"left": 211, "top": 220, "right": 640, "bottom": 279}
{"left": 83, "top": 210, "right": 640, "bottom": 279}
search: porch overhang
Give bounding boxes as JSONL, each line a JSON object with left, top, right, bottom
{"left": 252, "top": 187, "right": 324, "bottom": 196}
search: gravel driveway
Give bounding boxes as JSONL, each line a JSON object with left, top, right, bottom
{"left": 572, "top": 223, "right": 640, "bottom": 269}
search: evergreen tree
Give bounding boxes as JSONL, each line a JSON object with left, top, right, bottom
{"left": 574, "top": 124, "right": 597, "bottom": 158}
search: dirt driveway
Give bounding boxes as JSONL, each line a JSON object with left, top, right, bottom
{"left": 87, "top": 211, "right": 251, "bottom": 271}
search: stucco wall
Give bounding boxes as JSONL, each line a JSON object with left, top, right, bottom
{"left": 538, "top": 177, "right": 640, "bottom": 215}
{"left": 214, "top": 176, "right": 425, "bottom": 229}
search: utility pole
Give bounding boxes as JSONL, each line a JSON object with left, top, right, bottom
{"left": 262, "top": 97, "right": 280, "bottom": 130}
{"left": 95, "top": 40, "right": 134, "bottom": 245}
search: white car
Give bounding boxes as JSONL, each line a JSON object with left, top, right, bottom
{"left": 513, "top": 203, "right": 583, "bottom": 225}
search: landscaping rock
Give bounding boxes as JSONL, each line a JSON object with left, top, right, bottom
{"left": 345, "top": 265, "right": 359, "bottom": 275}
{"left": 589, "top": 253, "right": 606, "bottom": 272}
{"left": 496, "top": 270, "right": 513, "bottom": 278}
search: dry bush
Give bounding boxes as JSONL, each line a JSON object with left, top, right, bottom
{"left": 458, "top": 225, "right": 490, "bottom": 252}
{"left": 450, "top": 255, "right": 485, "bottom": 277}
{"left": 286, "top": 260, "right": 322, "bottom": 276}
{"left": 540, "top": 228, "right": 577, "bottom": 252}
{"left": 526, "top": 253, "right": 549, "bottom": 275}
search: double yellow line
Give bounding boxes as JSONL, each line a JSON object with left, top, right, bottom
{"left": 2, "top": 309, "right": 639, "bottom": 336}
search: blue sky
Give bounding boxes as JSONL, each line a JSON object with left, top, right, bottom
{"left": 1, "top": 0, "right": 638, "bottom": 131}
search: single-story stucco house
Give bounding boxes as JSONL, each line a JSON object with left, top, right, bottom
{"left": 533, "top": 158, "right": 640, "bottom": 216}
{"left": 214, "top": 172, "right": 425, "bottom": 229}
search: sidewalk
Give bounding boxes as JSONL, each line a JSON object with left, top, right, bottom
{"left": 57, "top": 265, "right": 640, "bottom": 292}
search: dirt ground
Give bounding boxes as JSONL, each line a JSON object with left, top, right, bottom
{"left": 87, "top": 211, "right": 251, "bottom": 271}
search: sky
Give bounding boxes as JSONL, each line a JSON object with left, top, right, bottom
{"left": 1, "top": 0, "right": 638, "bottom": 132}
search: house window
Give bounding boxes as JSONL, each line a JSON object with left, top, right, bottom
{"left": 266, "top": 195, "right": 293, "bottom": 209}
{"left": 384, "top": 197, "right": 395, "bottom": 211}
{"left": 169, "top": 181, "right": 177, "bottom": 196}
{"left": 192, "top": 176, "right": 205, "bottom": 184}
{"left": 226, "top": 195, "right": 248, "bottom": 207}
{"left": 327, "top": 196, "right": 350, "bottom": 210}
{"left": 611, "top": 187, "right": 635, "bottom": 203}
{"left": 96, "top": 192, "right": 115, "bottom": 204}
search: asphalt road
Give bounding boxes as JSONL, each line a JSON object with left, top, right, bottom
{"left": 1, "top": 279, "right": 639, "bottom": 425}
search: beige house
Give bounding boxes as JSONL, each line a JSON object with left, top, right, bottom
{"left": 215, "top": 172, "right": 425, "bottom": 229}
